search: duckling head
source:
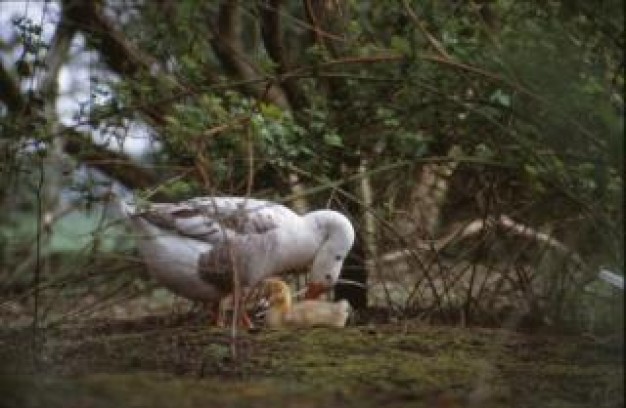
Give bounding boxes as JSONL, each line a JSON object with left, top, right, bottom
{"left": 263, "top": 278, "right": 292, "bottom": 313}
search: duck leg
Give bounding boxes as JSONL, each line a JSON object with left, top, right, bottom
{"left": 209, "top": 291, "right": 253, "bottom": 328}
{"left": 204, "top": 299, "right": 225, "bottom": 327}
{"left": 237, "top": 313, "right": 253, "bottom": 328}
{"left": 238, "top": 305, "right": 253, "bottom": 328}
{"left": 234, "top": 288, "right": 255, "bottom": 329}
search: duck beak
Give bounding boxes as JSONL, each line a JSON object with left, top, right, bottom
{"left": 304, "top": 282, "right": 329, "bottom": 299}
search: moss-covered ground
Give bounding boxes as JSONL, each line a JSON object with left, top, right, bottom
{"left": 0, "top": 315, "right": 622, "bottom": 408}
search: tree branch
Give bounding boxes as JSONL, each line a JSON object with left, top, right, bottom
{"left": 62, "top": 129, "right": 159, "bottom": 190}
{"left": 61, "top": 0, "right": 183, "bottom": 126}
{"left": 62, "top": 0, "right": 156, "bottom": 78}
{"left": 39, "top": 12, "right": 76, "bottom": 99}
{"left": 301, "top": 0, "right": 352, "bottom": 105}
{"left": 0, "top": 61, "right": 25, "bottom": 114}
{"left": 302, "top": 0, "right": 325, "bottom": 47}
{"left": 259, "top": 0, "right": 307, "bottom": 109}
{"left": 211, "top": 0, "right": 290, "bottom": 109}
{"left": 401, "top": 0, "right": 451, "bottom": 60}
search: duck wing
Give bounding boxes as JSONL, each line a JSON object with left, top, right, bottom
{"left": 187, "top": 198, "right": 291, "bottom": 291}
{"left": 136, "top": 196, "right": 291, "bottom": 242}
{"left": 129, "top": 196, "right": 300, "bottom": 291}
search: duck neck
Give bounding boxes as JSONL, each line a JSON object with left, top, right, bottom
{"left": 263, "top": 215, "right": 325, "bottom": 275}
{"left": 305, "top": 210, "right": 353, "bottom": 248}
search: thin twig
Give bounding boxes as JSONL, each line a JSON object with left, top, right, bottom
{"left": 401, "top": 0, "right": 451, "bottom": 60}
{"left": 32, "top": 156, "right": 44, "bottom": 363}
{"left": 245, "top": 125, "right": 254, "bottom": 196}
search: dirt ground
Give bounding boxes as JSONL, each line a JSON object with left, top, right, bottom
{"left": 0, "top": 312, "right": 623, "bottom": 408}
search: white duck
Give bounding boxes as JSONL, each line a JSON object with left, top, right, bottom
{"left": 115, "top": 196, "right": 355, "bottom": 325}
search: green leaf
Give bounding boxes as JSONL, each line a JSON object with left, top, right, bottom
{"left": 260, "top": 103, "right": 284, "bottom": 121}
{"left": 324, "top": 132, "right": 343, "bottom": 147}
{"left": 390, "top": 35, "right": 410, "bottom": 54}
{"left": 490, "top": 89, "right": 511, "bottom": 107}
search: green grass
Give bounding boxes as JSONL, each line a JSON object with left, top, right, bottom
{"left": 0, "top": 322, "right": 622, "bottom": 408}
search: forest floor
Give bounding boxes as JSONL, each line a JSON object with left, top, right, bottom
{"left": 0, "top": 311, "right": 623, "bottom": 408}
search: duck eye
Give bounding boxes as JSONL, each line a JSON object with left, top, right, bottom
{"left": 325, "top": 273, "right": 332, "bottom": 281}
{"left": 335, "top": 255, "right": 342, "bottom": 261}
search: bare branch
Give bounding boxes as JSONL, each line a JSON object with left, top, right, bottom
{"left": 62, "top": 0, "right": 157, "bottom": 78}
{"left": 211, "top": 0, "right": 290, "bottom": 109}
{"left": 301, "top": 0, "right": 352, "bottom": 106}
{"left": 303, "top": 0, "right": 324, "bottom": 45}
{"left": 401, "top": 0, "right": 451, "bottom": 60}
{"left": 61, "top": 0, "right": 184, "bottom": 126}
{"left": 62, "top": 129, "right": 159, "bottom": 190}
{"left": 432, "top": 215, "right": 586, "bottom": 269}
{"left": 303, "top": 0, "right": 345, "bottom": 48}
{"left": 259, "top": 0, "right": 308, "bottom": 109}
{"left": 39, "top": 12, "right": 76, "bottom": 99}
{"left": 358, "top": 157, "right": 377, "bottom": 289}
{"left": 0, "top": 61, "right": 25, "bottom": 113}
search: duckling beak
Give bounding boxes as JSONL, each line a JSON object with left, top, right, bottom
{"left": 304, "top": 282, "right": 329, "bottom": 299}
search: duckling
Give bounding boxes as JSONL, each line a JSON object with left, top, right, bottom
{"left": 263, "top": 278, "right": 351, "bottom": 328}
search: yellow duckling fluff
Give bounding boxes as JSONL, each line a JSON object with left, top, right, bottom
{"left": 263, "top": 278, "right": 350, "bottom": 328}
